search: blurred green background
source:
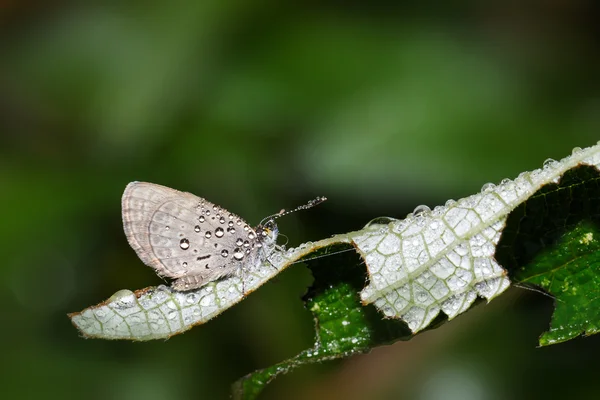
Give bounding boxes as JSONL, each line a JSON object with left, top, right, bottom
{"left": 1, "top": 1, "right": 599, "bottom": 399}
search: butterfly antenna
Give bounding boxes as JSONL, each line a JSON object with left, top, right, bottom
{"left": 260, "top": 196, "right": 327, "bottom": 225}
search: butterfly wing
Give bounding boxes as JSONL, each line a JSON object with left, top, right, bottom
{"left": 122, "top": 182, "right": 255, "bottom": 288}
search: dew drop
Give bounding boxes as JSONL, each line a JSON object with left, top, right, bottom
{"left": 228, "top": 227, "right": 236, "bottom": 234}
{"left": 179, "top": 238, "right": 190, "bottom": 250}
{"left": 194, "top": 225, "right": 201, "bottom": 233}
{"left": 200, "top": 297, "right": 212, "bottom": 307}
{"left": 236, "top": 238, "right": 244, "bottom": 246}
{"left": 543, "top": 158, "right": 559, "bottom": 169}
{"left": 205, "top": 231, "right": 212, "bottom": 239}
{"left": 481, "top": 182, "right": 496, "bottom": 192}
{"left": 219, "top": 217, "right": 225, "bottom": 224}
{"left": 182, "top": 262, "right": 188, "bottom": 268}
{"left": 243, "top": 240, "right": 250, "bottom": 248}
{"left": 413, "top": 204, "right": 431, "bottom": 216}
{"left": 243, "top": 224, "right": 249, "bottom": 231}
{"left": 215, "top": 227, "right": 224, "bottom": 238}
{"left": 228, "top": 221, "right": 234, "bottom": 227}
{"left": 186, "top": 293, "right": 198, "bottom": 304}
{"left": 248, "top": 232, "right": 256, "bottom": 240}
{"left": 445, "top": 199, "right": 456, "bottom": 207}
{"left": 500, "top": 178, "right": 511, "bottom": 185}
{"left": 221, "top": 250, "right": 229, "bottom": 257}
{"left": 236, "top": 219, "right": 242, "bottom": 226}
{"left": 572, "top": 147, "right": 583, "bottom": 155}
{"left": 205, "top": 210, "right": 211, "bottom": 216}
{"left": 199, "top": 216, "right": 205, "bottom": 223}
{"left": 165, "top": 226, "right": 170, "bottom": 231}
{"left": 233, "top": 248, "right": 244, "bottom": 260}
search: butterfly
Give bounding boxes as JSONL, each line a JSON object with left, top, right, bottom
{"left": 121, "top": 182, "right": 325, "bottom": 291}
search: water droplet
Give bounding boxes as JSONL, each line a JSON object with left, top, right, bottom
{"left": 179, "top": 238, "right": 190, "bottom": 250}
{"left": 413, "top": 205, "right": 431, "bottom": 216}
{"left": 572, "top": 147, "right": 582, "bottom": 155}
{"left": 168, "top": 311, "right": 178, "bottom": 320}
{"left": 445, "top": 199, "right": 456, "bottom": 207}
{"left": 200, "top": 296, "right": 212, "bottom": 307}
{"left": 186, "top": 293, "right": 198, "bottom": 304}
{"left": 243, "top": 240, "right": 250, "bottom": 247}
{"left": 182, "top": 262, "right": 188, "bottom": 267}
{"left": 543, "top": 158, "right": 559, "bottom": 169}
{"left": 194, "top": 225, "right": 201, "bottom": 233}
{"left": 248, "top": 232, "right": 256, "bottom": 240}
{"left": 219, "top": 217, "right": 225, "bottom": 224}
{"left": 236, "top": 219, "right": 242, "bottom": 226}
{"left": 221, "top": 250, "right": 229, "bottom": 257}
{"left": 205, "top": 231, "right": 212, "bottom": 239}
{"left": 233, "top": 249, "right": 244, "bottom": 260}
{"left": 500, "top": 178, "right": 511, "bottom": 185}
{"left": 244, "top": 224, "right": 249, "bottom": 231}
{"left": 165, "top": 226, "right": 170, "bottom": 231}
{"left": 236, "top": 238, "right": 244, "bottom": 246}
{"left": 215, "top": 227, "right": 224, "bottom": 238}
{"left": 417, "top": 292, "right": 427, "bottom": 302}
{"left": 481, "top": 182, "right": 496, "bottom": 192}
{"left": 228, "top": 221, "right": 234, "bottom": 227}
{"left": 199, "top": 216, "right": 205, "bottom": 223}
{"left": 205, "top": 210, "right": 211, "bottom": 216}
{"left": 228, "top": 227, "right": 236, "bottom": 234}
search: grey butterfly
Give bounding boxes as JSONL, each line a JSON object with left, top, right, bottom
{"left": 122, "top": 181, "right": 325, "bottom": 291}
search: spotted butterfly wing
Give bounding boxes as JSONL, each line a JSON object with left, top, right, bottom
{"left": 122, "top": 182, "right": 266, "bottom": 290}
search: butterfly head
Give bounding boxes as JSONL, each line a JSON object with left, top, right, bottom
{"left": 255, "top": 219, "right": 279, "bottom": 249}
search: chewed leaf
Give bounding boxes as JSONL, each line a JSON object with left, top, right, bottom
{"left": 497, "top": 165, "right": 600, "bottom": 346}
{"left": 70, "top": 143, "right": 600, "bottom": 398}
{"left": 349, "top": 145, "right": 600, "bottom": 333}
{"left": 71, "top": 144, "right": 600, "bottom": 341}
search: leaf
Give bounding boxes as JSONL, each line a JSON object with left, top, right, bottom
{"left": 497, "top": 165, "right": 600, "bottom": 345}
{"left": 69, "top": 143, "right": 600, "bottom": 398}
{"left": 232, "top": 245, "right": 416, "bottom": 400}
{"left": 68, "top": 237, "right": 348, "bottom": 340}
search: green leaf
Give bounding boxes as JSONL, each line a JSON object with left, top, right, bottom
{"left": 232, "top": 245, "right": 418, "bottom": 400}
{"left": 497, "top": 165, "right": 600, "bottom": 345}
